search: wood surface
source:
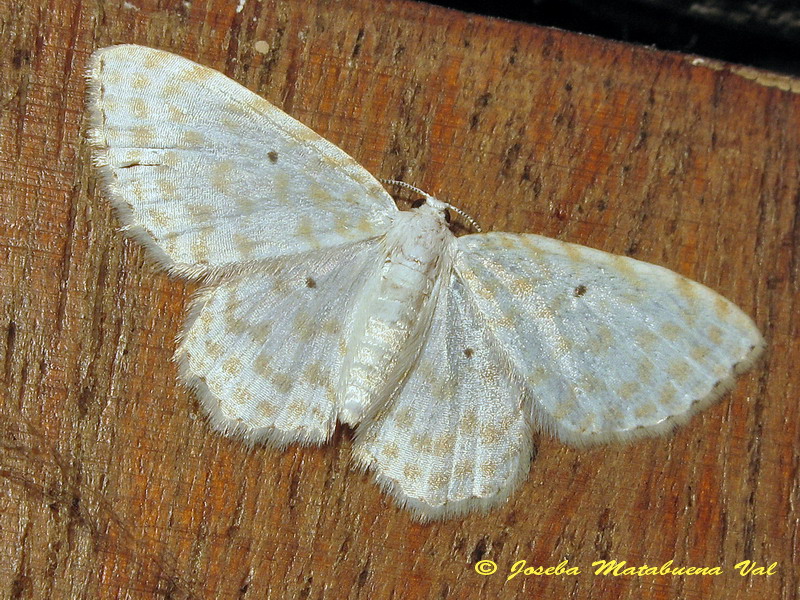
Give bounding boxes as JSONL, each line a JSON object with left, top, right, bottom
{"left": 0, "top": 0, "right": 797, "bottom": 598}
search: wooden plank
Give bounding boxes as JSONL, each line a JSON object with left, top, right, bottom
{"left": 0, "top": 0, "right": 796, "bottom": 598}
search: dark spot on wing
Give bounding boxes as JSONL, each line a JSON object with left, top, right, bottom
{"left": 306, "top": 277, "right": 316, "bottom": 288}
{"left": 464, "top": 348, "right": 474, "bottom": 358}
{"left": 12, "top": 49, "right": 30, "bottom": 69}
{"left": 411, "top": 198, "right": 426, "bottom": 208}
{"left": 268, "top": 151, "right": 279, "bottom": 163}
{"left": 574, "top": 285, "right": 587, "bottom": 297}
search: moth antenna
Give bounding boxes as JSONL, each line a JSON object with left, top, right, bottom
{"left": 379, "top": 179, "right": 483, "bottom": 233}
{"left": 379, "top": 179, "right": 427, "bottom": 197}
{"left": 446, "top": 203, "right": 483, "bottom": 234}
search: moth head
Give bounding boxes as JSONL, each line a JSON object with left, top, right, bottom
{"left": 411, "top": 195, "right": 451, "bottom": 224}
{"left": 379, "top": 179, "right": 482, "bottom": 233}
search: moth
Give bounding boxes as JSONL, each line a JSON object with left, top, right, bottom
{"left": 86, "top": 45, "right": 764, "bottom": 520}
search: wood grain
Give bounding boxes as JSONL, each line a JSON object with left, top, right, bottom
{"left": 1, "top": 0, "right": 797, "bottom": 598}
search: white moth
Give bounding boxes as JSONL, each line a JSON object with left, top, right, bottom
{"left": 86, "top": 45, "right": 764, "bottom": 521}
